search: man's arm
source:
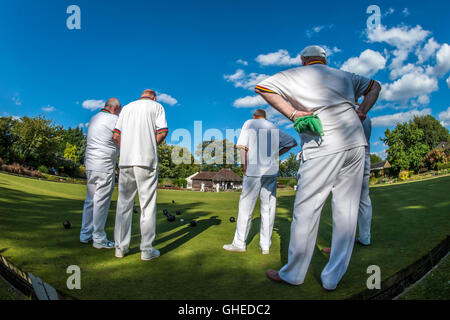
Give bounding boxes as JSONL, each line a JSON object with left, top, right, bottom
{"left": 357, "top": 81, "right": 381, "bottom": 116}
{"left": 239, "top": 148, "right": 247, "bottom": 176}
{"left": 113, "top": 132, "right": 121, "bottom": 148}
{"left": 279, "top": 143, "right": 297, "bottom": 157}
{"left": 255, "top": 89, "right": 312, "bottom": 121}
{"left": 156, "top": 131, "right": 168, "bottom": 146}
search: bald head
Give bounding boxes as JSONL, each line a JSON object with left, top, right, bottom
{"left": 141, "top": 89, "right": 156, "bottom": 100}
{"left": 253, "top": 109, "right": 266, "bottom": 119}
{"left": 104, "top": 98, "right": 122, "bottom": 115}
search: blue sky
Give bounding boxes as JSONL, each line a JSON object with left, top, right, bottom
{"left": 1, "top": 0, "right": 449, "bottom": 159}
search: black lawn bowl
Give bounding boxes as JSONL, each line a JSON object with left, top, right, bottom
{"left": 229, "top": 217, "right": 236, "bottom": 223}
{"left": 63, "top": 220, "right": 71, "bottom": 229}
{"left": 133, "top": 207, "right": 138, "bottom": 213}
{"left": 190, "top": 220, "right": 197, "bottom": 227}
{"left": 163, "top": 209, "right": 169, "bottom": 216}
{"left": 167, "top": 215, "right": 176, "bottom": 222}
{"left": 175, "top": 210, "right": 181, "bottom": 215}
{"left": 172, "top": 200, "right": 175, "bottom": 204}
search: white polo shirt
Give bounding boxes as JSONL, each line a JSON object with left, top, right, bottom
{"left": 256, "top": 62, "right": 374, "bottom": 160}
{"left": 114, "top": 98, "right": 168, "bottom": 169}
{"left": 237, "top": 118, "right": 297, "bottom": 177}
{"left": 85, "top": 109, "right": 119, "bottom": 173}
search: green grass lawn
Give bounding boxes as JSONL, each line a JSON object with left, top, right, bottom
{"left": 0, "top": 276, "right": 25, "bottom": 300}
{"left": 0, "top": 172, "right": 449, "bottom": 300}
{"left": 398, "top": 253, "right": 450, "bottom": 300}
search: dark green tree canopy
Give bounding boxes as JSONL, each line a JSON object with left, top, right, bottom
{"left": 413, "top": 115, "right": 450, "bottom": 150}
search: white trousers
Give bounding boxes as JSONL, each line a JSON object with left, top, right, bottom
{"left": 232, "top": 175, "right": 277, "bottom": 251}
{"left": 114, "top": 166, "right": 158, "bottom": 252}
{"left": 358, "top": 147, "right": 372, "bottom": 245}
{"left": 279, "top": 146, "right": 365, "bottom": 289}
{"left": 80, "top": 170, "right": 115, "bottom": 243}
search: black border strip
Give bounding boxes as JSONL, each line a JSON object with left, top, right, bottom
{"left": 350, "top": 235, "right": 450, "bottom": 300}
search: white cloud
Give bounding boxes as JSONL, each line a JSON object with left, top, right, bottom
{"left": 380, "top": 70, "right": 438, "bottom": 103}
{"left": 383, "top": 8, "right": 395, "bottom": 17}
{"left": 305, "top": 24, "right": 333, "bottom": 38}
{"left": 233, "top": 95, "right": 266, "bottom": 108}
{"left": 157, "top": 93, "right": 178, "bottom": 106}
{"left": 82, "top": 99, "right": 105, "bottom": 111}
{"left": 447, "top": 76, "right": 450, "bottom": 88}
{"left": 321, "top": 45, "right": 342, "bottom": 57}
{"left": 427, "top": 43, "right": 450, "bottom": 76}
{"left": 255, "top": 49, "right": 301, "bottom": 67}
{"left": 371, "top": 108, "right": 431, "bottom": 127}
{"left": 438, "top": 106, "right": 450, "bottom": 127}
{"left": 236, "top": 59, "right": 248, "bottom": 66}
{"left": 402, "top": 8, "right": 410, "bottom": 17}
{"left": 415, "top": 37, "right": 440, "bottom": 64}
{"left": 367, "top": 25, "right": 430, "bottom": 69}
{"left": 78, "top": 122, "right": 89, "bottom": 129}
{"left": 42, "top": 105, "right": 55, "bottom": 112}
{"left": 224, "top": 69, "right": 269, "bottom": 89}
{"left": 340, "top": 49, "right": 386, "bottom": 77}
{"left": 389, "top": 63, "right": 423, "bottom": 80}
{"left": 12, "top": 95, "right": 22, "bottom": 106}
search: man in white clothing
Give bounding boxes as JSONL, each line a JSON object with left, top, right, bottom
{"left": 223, "top": 109, "right": 297, "bottom": 254}
{"left": 322, "top": 114, "right": 373, "bottom": 254}
{"left": 113, "top": 89, "right": 168, "bottom": 261}
{"left": 256, "top": 45, "right": 381, "bottom": 290}
{"left": 80, "top": 98, "right": 122, "bottom": 249}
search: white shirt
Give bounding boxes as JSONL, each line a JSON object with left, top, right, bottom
{"left": 256, "top": 62, "right": 373, "bottom": 160}
{"left": 85, "top": 109, "right": 119, "bottom": 173}
{"left": 114, "top": 98, "right": 168, "bottom": 168}
{"left": 237, "top": 118, "right": 297, "bottom": 177}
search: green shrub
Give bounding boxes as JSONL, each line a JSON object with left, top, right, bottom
{"left": 173, "top": 179, "right": 187, "bottom": 188}
{"left": 398, "top": 170, "right": 410, "bottom": 181}
{"left": 38, "top": 165, "right": 49, "bottom": 174}
{"left": 436, "top": 162, "right": 450, "bottom": 170}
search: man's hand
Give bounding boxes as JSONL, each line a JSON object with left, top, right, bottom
{"left": 292, "top": 110, "right": 314, "bottom": 121}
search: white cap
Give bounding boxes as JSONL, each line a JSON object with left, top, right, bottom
{"left": 301, "top": 45, "right": 327, "bottom": 58}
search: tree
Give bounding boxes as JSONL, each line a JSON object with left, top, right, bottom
{"left": 413, "top": 115, "right": 450, "bottom": 150}
{"left": 370, "top": 153, "right": 382, "bottom": 163}
{"left": 424, "top": 148, "right": 447, "bottom": 170}
{"left": 382, "top": 122, "right": 430, "bottom": 174}
{"left": 194, "top": 138, "right": 242, "bottom": 175}
{"left": 0, "top": 117, "right": 18, "bottom": 163}
{"left": 10, "top": 115, "right": 61, "bottom": 168}
{"left": 157, "top": 142, "right": 175, "bottom": 178}
{"left": 64, "top": 142, "right": 79, "bottom": 163}
{"left": 279, "top": 152, "right": 299, "bottom": 177}
{"left": 58, "top": 127, "right": 86, "bottom": 165}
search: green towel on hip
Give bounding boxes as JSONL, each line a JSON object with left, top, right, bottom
{"left": 294, "top": 115, "right": 324, "bottom": 136}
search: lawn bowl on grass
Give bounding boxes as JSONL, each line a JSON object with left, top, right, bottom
{"left": 0, "top": 172, "right": 449, "bottom": 300}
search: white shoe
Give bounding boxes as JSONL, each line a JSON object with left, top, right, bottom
{"left": 93, "top": 240, "right": 115, "bottom": 249}
{"left": 223, "top": 244, "right": 246, "bottom": 252}
{"left": 115, "top": 248, "right": 129, "bottom": 258}
{"left": 141, "top": 249, "right": 160, "bottom": 261}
